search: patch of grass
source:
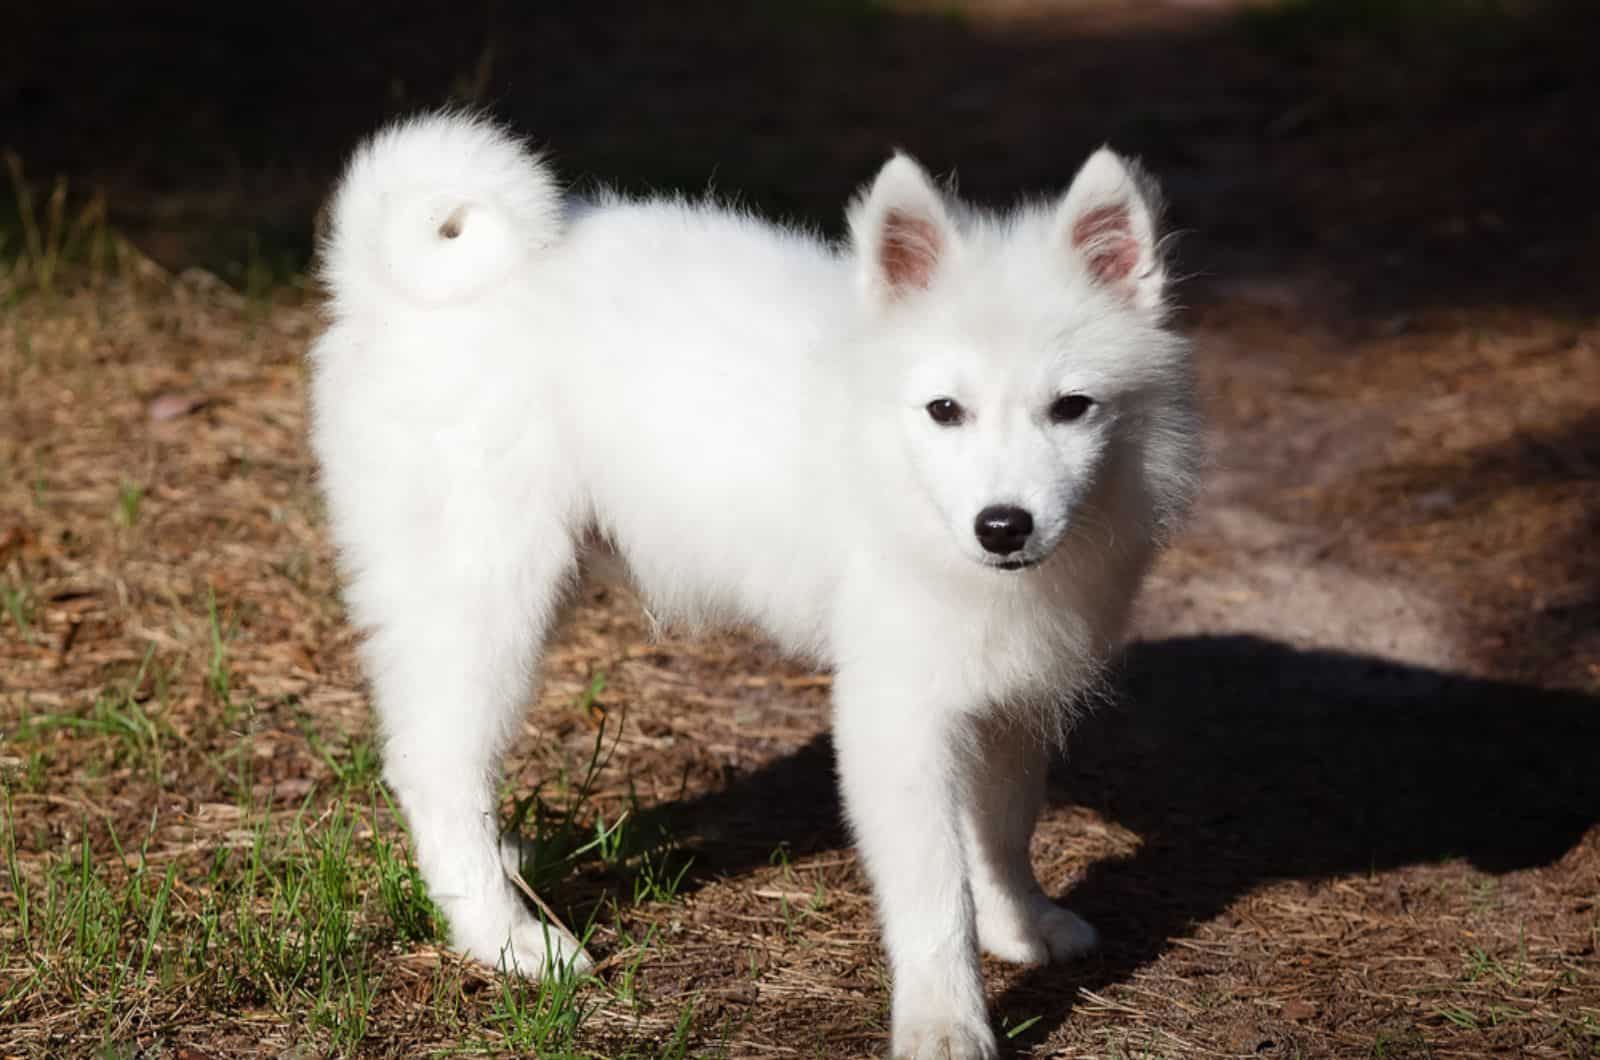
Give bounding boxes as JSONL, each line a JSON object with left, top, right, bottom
{"left": 656, "top": 997, "right": 699, "bottom": 1060}
{"left": 629, "top": 839, "right": 693, "bottom": 906}
{"left": 1371, "top": 1024, "right": 1435, "bottom": 1059}
{"left": 1563, "top": 1013, "right": 1600, "bottom": 1054}
{"left": 206, "top": 588, "right": 241, "bottom": 726}
{"left": 1, "top": 744, "right": 486, "bottom": 1056}
{"left": 9, "top": 661, "right": 694, "bottom": 1054}
{"left": 1462, "top": 939, "right": 1526, "bottom": 989}
{"left": 764, "top": 842, "right": 830, "bottom": 942}
{"left": 480, "top": 961, "right": 597, "bottom": 1055}
{"left": 2, "top": 579, "right": 34, "bottom": 639}
{"left": 499, "top": 676, "right": 688, "bottom": 908}
{"left": 6, "top": 314, "right": 31, "bottom": 395}
{"left": 218, "top": 800, "right": 401, "bottom": 1050}
{"left": 1465, "top": 876, "right": 1500, "bottom": 912}
{"left": 2, "top": 151, "right": 117, "bottom": 301}
{"left": 609, "top": 921, "right": 659, "bottom": 1009}
{"left": 17, "top": 650, "right": 172, "bottom": 782}
{"left": 3, "top": 806, "right": 190, "bottom": 1043}
{"left": 300, "top": 712, "right": 383, "bottom": 789}
{"left": 19, "top": 746, "right": 49, "bottom": 792}
{"left": 369, "top": 790, "right": 440, "bottom": 945}
{"left": 112, "top": 480, "right": 144, "bottom": 528}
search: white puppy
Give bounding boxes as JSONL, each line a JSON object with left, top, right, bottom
{"left": 309, "top": 114, "right": 1200, "bottom": 1059}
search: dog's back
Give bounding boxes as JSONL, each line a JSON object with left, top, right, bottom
{"left": 540, "top": 199, "right": 858, "bottom": 652}
{"left": 313, "top": 118, "right": 871, "bottom": 659}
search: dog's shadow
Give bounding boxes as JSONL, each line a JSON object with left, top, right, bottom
{"left": 646, "top": 634, "right": 1600, "bottom": 1049}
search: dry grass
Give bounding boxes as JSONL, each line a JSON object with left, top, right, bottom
{"left": 3, "top": 2, "right": 1600, "bottom": 1044}
{"left": 2, "top": 243, "right": 1596, "bottom": 1059}
{"left": 0, "top": 259, "right": 893, "bottom": 1056}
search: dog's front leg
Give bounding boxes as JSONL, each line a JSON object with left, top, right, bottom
{"left": 962, "top": 716, "right": 1098, "bottom": 966}
{"left": 833, "top": 668, "right": 997, "bottom": 1060}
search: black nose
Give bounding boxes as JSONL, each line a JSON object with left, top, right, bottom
{"left": 974, "top": 505, "right": 1034, "bottom": 555}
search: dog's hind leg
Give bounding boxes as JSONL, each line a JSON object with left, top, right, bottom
{"left": 961, "top": 717, "right": 1097, "bottom": 965}
{"left": 359, "top": 524, "right": 588, "bottom": 978}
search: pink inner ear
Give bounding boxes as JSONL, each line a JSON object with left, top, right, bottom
{"left": 1072, "top": 202, "right": 1141, "bottom": 286}
{"left": 880, "top": 209, "right": 943, "bottom": 293}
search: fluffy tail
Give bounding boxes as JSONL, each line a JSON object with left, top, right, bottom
{"left": 318, "top": 112, "right": 561, "bottom": 308}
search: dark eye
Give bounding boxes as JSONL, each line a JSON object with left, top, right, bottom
{"left": 926, "top": 398, "right": 965, "bottom": 426}
{"left": 1049, "top": 394, "right": 1094, "bottom": 424}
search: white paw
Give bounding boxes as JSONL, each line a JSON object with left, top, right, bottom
{"left": 505, "top": 916, "right": 595, "bottom": 978}
{"left": 892, "top": 1018, "right": 999, "bottom": 1060}
{"left": 478, "top": 835, "right": 596, "bottom": 978}
{"left": 979, "top": 895, "right": 1098, "bottom": 965}
{"left": 457, "top": 913, "right": 595, "bottom": 979}
{"left": 440, "top": 844, "right": 596, "bottom": 979}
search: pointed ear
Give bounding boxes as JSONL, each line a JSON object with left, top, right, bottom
{"left": 848, "top": 153, "right": 954, "bottom": 304}
{"left": 1058, "top": 148, "right": 1165, "bottom": 312}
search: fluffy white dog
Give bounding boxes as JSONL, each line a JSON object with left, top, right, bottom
{"left": 309, "top": 113, "right": 1200, "bottom": 1059}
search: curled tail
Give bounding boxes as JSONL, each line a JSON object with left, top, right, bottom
{"left": 319, "top": 112, "right": 561, "bottom": 308}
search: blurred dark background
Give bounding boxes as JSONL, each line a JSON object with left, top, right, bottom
{"left": 5, "top": 0, "right": 1598, "bottom": 316}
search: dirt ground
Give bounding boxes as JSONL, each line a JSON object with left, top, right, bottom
{"left": 3, "top": 1, "right": 1598, "bottom": 1057}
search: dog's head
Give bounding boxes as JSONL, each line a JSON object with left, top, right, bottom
{"left": 847, "top": 149, "right": 1198, "bottom": 573}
